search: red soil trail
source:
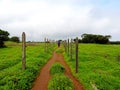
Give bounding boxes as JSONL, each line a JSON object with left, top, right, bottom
{"left": 32, "top": 50, "right": 85, "bottom": 90}
{"left": 55, "top": 53, "right": 85, "bottom": 90}
{"left": 31, "top": 52, "right": 56, "bottom": 90}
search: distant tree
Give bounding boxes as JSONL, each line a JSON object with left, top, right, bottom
{"left": 81, "top": 34, "right": 111, "bottom": 44}
{"left": 10, "top": 36, "right": 20, "bottom": 43}
{"left": 0, "top": 29, "right": 9, "bottom": 47}
{"left": 81, "top": 34, "right": 95, "bottom": 43}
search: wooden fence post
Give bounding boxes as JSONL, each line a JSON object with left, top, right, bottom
{"left": 49, "top": 39, "right": 52, "bottom": 49}
{"left": 70, "top": 39, "right": 73, "bottom": 60}
{"left": 44, "top": 38, "right": 46, "bottom": 53}
{"left": 68, "top": 39, "right": 69, "bottom": 56}
{"left": 65, "top": 40, "right": 67, "bottom": 53}
{"left": 22, "top": 32, "right": 26, "bottom": 70}
{"left": 76, "top": 37, "right": 78, "bottom": 73}
{"left": 47, "top": 38, "right": 49, "bottom": 52}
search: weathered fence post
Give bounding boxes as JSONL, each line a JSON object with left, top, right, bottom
{"left": 47, "top": 38, "right": 49, "bottom": 52}
{"left": 49, "top": 39, "right": 52, "bottom": 49}
{"left": 44, "top": 38, "right": 46, "bottom": 53}
{"left": 68, "top": 39, "right": 69, "bottom": 56}
{"left": 65, "top": 40, "right": 67, "bottom": 53}
{"left": 70, "top": 39, "right": 73, "bottom": 60}
{"left": 76, "top": 37, "right": 78, "bottom": 73}
{"left": 22, "top": 32, "right": 26, "bottom": 70}
{"left": 44, "top": 38, "right": 46, "bottom": 52}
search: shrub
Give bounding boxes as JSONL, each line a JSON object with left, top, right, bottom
{"left": 10, "top": 36, "right": 20, "bottom": 43}
{"left": 0, "top": 29, "right": 9, "bottom": 47}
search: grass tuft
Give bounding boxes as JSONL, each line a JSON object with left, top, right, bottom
{"left": 48, "top": 62, "right": 74, "bottom": 90}
{"left": 48, "top": 74, "right": 74, "bottom": 90}
{"left": 50, "top": 62, "right": 65, "bottom": 75}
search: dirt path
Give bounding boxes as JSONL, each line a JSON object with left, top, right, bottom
{"left": 32, "top": 50, "right": 85, "bottom": 90}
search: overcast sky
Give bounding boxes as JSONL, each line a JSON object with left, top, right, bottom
{"left": 0, "top": 0, "right": 120, "bottom": 41}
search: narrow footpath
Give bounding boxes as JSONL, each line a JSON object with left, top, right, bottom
{"left": 32, "top": 50, "right": 85, "bottom": 90}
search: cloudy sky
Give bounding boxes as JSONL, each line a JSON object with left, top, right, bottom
{"left": 0, "top": 0, "right": 120, "bottom": 41}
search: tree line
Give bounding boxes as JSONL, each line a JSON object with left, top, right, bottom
{"left": 0, "top": 29, "right": 20, "bottom": 47}
{"left": 74, "top": 34, "right": 111, "bottom": 44}
{"left": 1, "top": 28, "right": 120, "bottom": 47}
{"left": 81, "top": 34, "right": 111, "bottom": 44}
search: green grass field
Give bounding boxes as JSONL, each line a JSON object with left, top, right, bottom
{"left": 64, "top": 44, "right": 120, "bottom": 90}
{"left": 0, "top": 42, "right": 55, "bottom": 90}
{"left": 1, "top": 42, "right": 120, "bottom": 90}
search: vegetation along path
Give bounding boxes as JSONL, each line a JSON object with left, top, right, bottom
{"left": 32, "top": 49, "right": 84, "bottom": 90}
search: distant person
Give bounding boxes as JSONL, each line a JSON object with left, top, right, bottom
{"left": 58, "top": 40, "right": 61, "bottom": 47}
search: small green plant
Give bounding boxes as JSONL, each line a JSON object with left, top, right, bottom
{"left": 48, "top": 74, "right": 74, "bottom": 90}
{"left": 50, "top": 63, "right": 65, "bottom": 75}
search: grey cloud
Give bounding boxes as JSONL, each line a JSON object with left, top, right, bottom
{"left": 0, "top": 0, "right": 120, "bottom": 41}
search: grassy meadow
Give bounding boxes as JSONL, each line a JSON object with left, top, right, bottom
{"left": 64, "top": 44, "right": 120, "bottom": 90}
{"left": 0, "top": 42, "right": 55, "bottom": 90}
{"left": 1, "top": 42, "right": 120, "bottom": 90}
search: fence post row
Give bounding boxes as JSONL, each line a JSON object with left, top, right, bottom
{"left": 22, "top": 32, "right": 26, "bottom": 70}
{"left": 76, "top": 37, "right": 78, "bottom": 73}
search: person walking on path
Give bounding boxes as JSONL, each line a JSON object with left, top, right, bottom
{"left": 58, "top": 40, "right": 61, "bottom": 47}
